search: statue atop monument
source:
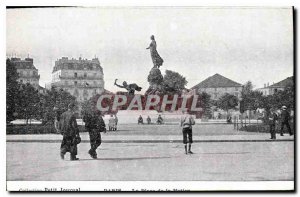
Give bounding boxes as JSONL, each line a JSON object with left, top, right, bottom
{"left": 146, "top": 35, "right": 164, "bottom": 68}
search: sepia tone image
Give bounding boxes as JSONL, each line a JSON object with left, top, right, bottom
{"left": 6, "top": 6, "right": 294, "bottom": 191}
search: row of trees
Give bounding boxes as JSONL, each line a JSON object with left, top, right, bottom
{"left": 6, "top": 59, "right": 76, "bottom": 125}
{"left": 191, "top": 81, "right": 294, "bottom": 119}
{"left": 241, "top": 81, "right": 294, "bottom": 113}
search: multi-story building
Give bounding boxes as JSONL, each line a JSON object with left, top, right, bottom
{"left": 10, "top": 57, "right": 40, "bottom": 88}
{"left": 49, "top": 57, "right": 105, "bottom": 102}
{"left": 257, "top": 76, "right": 293, "bottom": 96}
{"left": 191, "top": 73, "right": 243, "bottom": 100}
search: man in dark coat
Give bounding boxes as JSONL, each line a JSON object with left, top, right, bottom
{"left": 268, "top": 108, "right": 278, "bottom": 140}
{"left": 83, "top": 111, "right": 106, "bottom": 159}
{"left": 59, "top": 103, "right": 80, "bottom": 161}
{"left": 280, "top": 106, "right": 293, "bottom": 136}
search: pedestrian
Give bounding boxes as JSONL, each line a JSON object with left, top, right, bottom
{"left": 268, "top": 108, "right": 278, "bottom": 140}
{"left": 53, "top": 106, "right": 62, "bottom": 133}
{"left": 83, "top": 111, "right": 106, "bottom": 159}
{"left": 114, "top": 114, "right": 118, "bottom": 130}
{"left": 147, "top": 116, "right": 151, "bottom": 124}
{"left": 157, "top": 114, "right": 163, "bottom": 124}
{"left": 138, "top": 115, "right": 143, "bottom": 124}
{"left": 280, "top": 106, "right": 293, "bottom": 136}
{"left": 180, "top": 110, "right": 195, "bottom": 154}
{"left": 58, "top": 103, "right": 81, "bottom": 161}
{"left": 108, "top": 114, "right": 116, "bottom": 131}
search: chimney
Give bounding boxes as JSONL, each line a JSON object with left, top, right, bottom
{"left": 267, "top": 82, "right": 269, "bottom": 87}
{"left": 264, "top": 84, "right": 266, "bottom": 88}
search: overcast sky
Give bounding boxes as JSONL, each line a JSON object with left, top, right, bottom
{"left": 6, "top": 7, "right": 293, "bottom": 93}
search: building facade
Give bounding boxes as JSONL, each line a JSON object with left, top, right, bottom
{"left": 49, "top": 57, "right": 105, "bottom": 102}
{"left": 10, "top": 57, "right": 40, "bottom": 88}
{"left": 257, "top": 76, "right": 293, "bottom": 96}
{"left": 191, "top": 73, "right": 243, "bottom": 100}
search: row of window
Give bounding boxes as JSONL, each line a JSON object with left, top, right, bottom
{"left": 73, "top": 72, "right": 99, "bottom": 78}
{"left": 18, "top": 70, "right": 38, "bottom": 76}
{"left": 19, "top": 79, "right": 38, "bottom": 83}
{"left": 63, "top": 80, "right": 102, "bottom": 86}
{"left": 211, "top": 92, "right": 240, "bottom": 99}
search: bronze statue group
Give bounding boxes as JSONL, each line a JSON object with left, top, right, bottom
{"left": 113, "top": 35, "right": 163, "bottom": 95}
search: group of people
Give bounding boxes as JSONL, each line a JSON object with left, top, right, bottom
{"left": 108, "top": 114, "right": 118, "bottom": 131}
{"left": 268, "top": 106, "right": 294, "bottom": 140}
{"left": 55, "top": 103, "right": 106, "bottom": 160}
{"left": 138, "top": 115, "right": 163, "bottom": 125}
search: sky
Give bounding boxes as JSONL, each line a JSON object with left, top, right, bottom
{"left": 6, "top": 7, "right": 293, "bottom": 93}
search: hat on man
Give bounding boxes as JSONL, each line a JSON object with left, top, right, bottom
{"left": 282, "top": 106, "right": 287, "bottom": 109}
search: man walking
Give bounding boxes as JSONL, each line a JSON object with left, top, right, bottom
{"left": 59, "top": 103, "right": 80, "bottom": 161}
{"left": 280, "top": 106, "right": 293, "bottom": 136}
{"left": 268, "top": 108, "right": 278, "bottom": 140}
{"left": 83, "top": 111, "right": 106, "bottom": 159}
{"left": 180, "top": 110, "right": 195, "bottom": 154}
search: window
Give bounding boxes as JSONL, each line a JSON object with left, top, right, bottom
{"left": 74, "top": 73, "right": 77, "bottom": 78}
{"left": 84, "top": 73, "right": 87, "bottom": 78}
{"left": 74, "top": 81, "right": 77, "bottom": 86}
{"left": 65, "top": 81, "right": 68, "bottom": 85}
{"left": 274, "top": 88, "right": 278, "bottom": 93}
{"left": 235, "top": 87, "right": 238, "bottom": 91}
{"left": 214, "top": 88, "right": 217, "bottom": 92}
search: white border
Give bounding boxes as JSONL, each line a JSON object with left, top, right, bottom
{"left": 6, "top": 181, "right": 295, "bottom": 191}
{"left": 2, "top": 0, "right": 297, "bottom": 194}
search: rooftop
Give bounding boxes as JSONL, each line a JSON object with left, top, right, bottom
{"left": 191, "top": 73, "right": 242, "bottom": 89}
{"left": 269, "top": 76, "right": 293, "bottom": 88}
{"left": 10, "top": 58, "right": 37, "bottom": 70}
{"left": 52, "top": 57, "right": 103, "bottom": 73}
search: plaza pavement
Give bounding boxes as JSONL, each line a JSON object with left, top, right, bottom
{"left": 7, "top": 141, "right": 294, "bottom": 181}
{"left": 6, "top": 124, "right": 294, "bottom": 143}
{"left": 6, "top": 124, "right": 294, "bottom": 181}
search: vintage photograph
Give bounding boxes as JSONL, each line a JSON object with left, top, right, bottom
{"left": 6, "top": 6, "right": 294, "bottom": 191}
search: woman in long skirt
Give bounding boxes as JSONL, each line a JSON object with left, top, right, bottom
{"left": 146, "top": 35, "right": 164, "bottom": 68}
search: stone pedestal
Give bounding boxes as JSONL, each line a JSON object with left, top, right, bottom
{"left": 146, "top": 67, "right": 164, "bottom": 95}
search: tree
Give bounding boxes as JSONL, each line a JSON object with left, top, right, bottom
{"left": 41, "top": 86, "right": 76, "bottom": 124}
{"left": 217, "top": 93, "right": 239, "bottom": 114}
{"left": 243, "top": 90, "right": 264, "bottom": 111}
{"left": 240, "top": 81, "right": 264, "bottom": 111}
{"left": 162, "top": 70, "right": 187, "bottom": 94}
{"left": 15, "top": 83, "right": 40, "bottom": 125}
{"left": 262, "top": 83, "right": 294, "bottom": 111}
{"left": 6, "top": 59, "right": 20, "bottom": 123}
{"left": 241, "top": 81, "right": 253, "bottom": 98}
{"left": 197, "top": 92, "right": 212, "bottom": 118}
